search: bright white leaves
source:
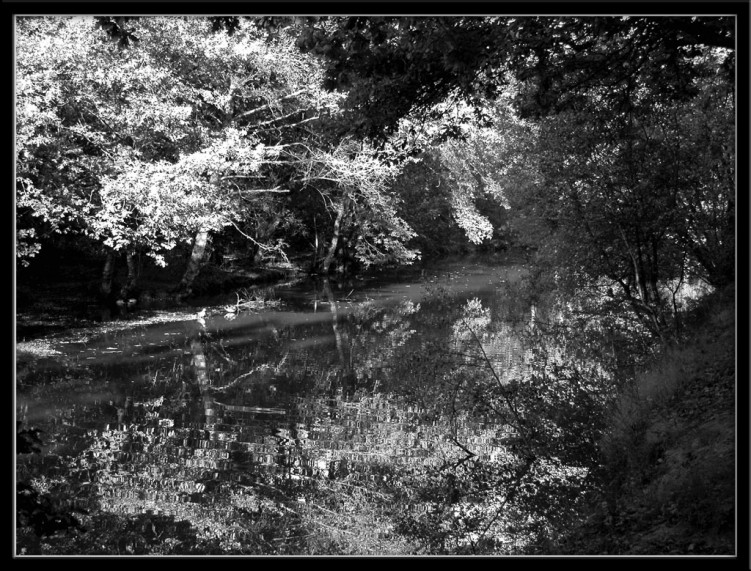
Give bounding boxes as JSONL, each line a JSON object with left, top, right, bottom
{"left": 450, "top": 191, "right": 494, "bottom": 244}
{"left": 452, "top": 297, "right": 491, "bottom": 343}
{"left": 427, "top": 100, "right": 534, "bottom": 245}
{"left": 15, "top": 15, "right": 425, "bottom": 272}
{"left": 179, "top": 128, "right": 265, "bottom": 179}
{"left": 93, "top": 129, "right": 275, "bottom": 265}
{"left": 304, "top": 138, "right": 420, "bottom": 268}
{"left": 16, "top": 17, "right": 317, "bottom": 265}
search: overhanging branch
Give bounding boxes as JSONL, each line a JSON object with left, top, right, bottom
{"left": 233, "top": 89, "right": 309, "bottom": 121}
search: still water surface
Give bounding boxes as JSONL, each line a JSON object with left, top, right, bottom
{"left": 17, "top": 260, "right": 539, "bottom": 549}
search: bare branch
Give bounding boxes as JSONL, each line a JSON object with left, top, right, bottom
{"left": 217, "top": 179, "right": 290, "bottom": 194}
{"left": 223, "top": 217, "right": 290, "bottom": 263}
{"left": 233, "top": 88, "right": 309, "bottom": 121}
{"left": 461, "top": 318, "right": 532, "bottom": 448}
{"left": 253, "top": 107, "right": 315, "bottom": 129}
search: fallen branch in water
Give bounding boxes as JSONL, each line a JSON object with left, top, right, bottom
{"left": 224, "top": 289, "right": 284, "bottom": 314}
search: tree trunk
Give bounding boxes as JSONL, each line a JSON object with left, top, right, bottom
{"left": 178, "top": 229, "right": 212, "bottom": 296}
{"left": 323, "top": 278, "right": 348, "bottom": 369}
{"left": 121, "top": 250, "right": 138, "bottom": 298}
{"left": 190, "top": 337, "right": 217, "bottom": 425}
{"left": 191, "top": 338, "right": 210, "bottom": 388}
{"left": 322, "top": 201, "right": 346, "bottom": 274}
{"left": 100, "top": 250, "right": 116, "bottom": 299}
{"left": 312, "top": 214, "right": 320, "bottom": 271}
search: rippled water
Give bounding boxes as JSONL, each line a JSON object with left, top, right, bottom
{"left": 17, "top": 260, "right": 538, "bottom": 552}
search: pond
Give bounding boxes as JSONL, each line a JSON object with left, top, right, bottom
{"left": 17, "top": 258, "right": 558, "bottom": 554}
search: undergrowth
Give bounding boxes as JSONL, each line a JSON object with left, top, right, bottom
{"left": 555, "top": 284, "right": 736, "bottom": 555}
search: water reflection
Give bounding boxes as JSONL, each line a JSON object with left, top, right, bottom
{"left": 17, "top": 262, "right": 538, "bottom": 551}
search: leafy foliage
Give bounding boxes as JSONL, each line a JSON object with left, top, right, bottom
{"left": 284, "top": 16, "right": 733, "bottom": 137}
{"left": 16, "top": 421, "right": 84, "bottom": 555}
{"left": 15, "top": 14, "right": 736, "bottom": 556}
{"left": 506, "top": 49, "right": 734, "bottom": 337}
{"left": 16, "top": 16, "right": 422, "bottom": 278}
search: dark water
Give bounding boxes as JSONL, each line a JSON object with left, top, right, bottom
{"left": 17, "top": 260, "right": 540, "bottom": 552}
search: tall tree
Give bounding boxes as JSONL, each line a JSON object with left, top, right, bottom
{"left": 506, "top": 45, "right": 734, "bottom": 336}
{"left": 283, "top": 14, "right": 735, "bottom": 332}
{"left": 16, "top": 16, "right": 424, "bottom": 295}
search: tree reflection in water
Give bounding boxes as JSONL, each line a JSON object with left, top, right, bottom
{"left": 17, "top": 263, "right": 625, "bottom": 554}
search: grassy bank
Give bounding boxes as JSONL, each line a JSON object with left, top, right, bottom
{"left": 559, "top": 285, "right": 736, "bottom": 554}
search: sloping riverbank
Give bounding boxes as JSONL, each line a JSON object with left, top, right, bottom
{"left": 558, "top": 285, "right": 737, "bottom": 555}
